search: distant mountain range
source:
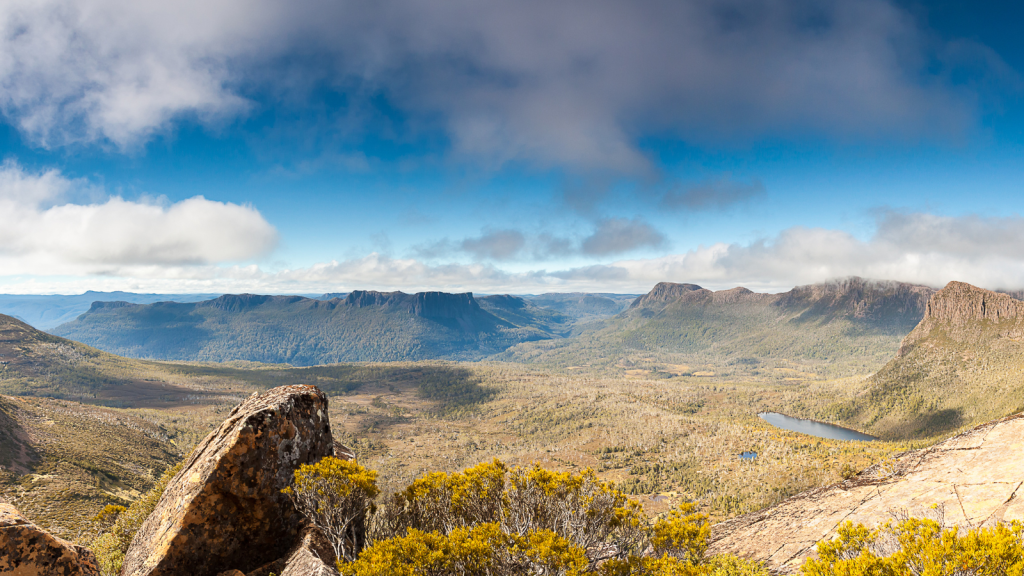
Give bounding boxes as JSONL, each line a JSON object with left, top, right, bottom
{"left": 498, "top": 277, "right": 935, "bottom": 377}
{"left": 0, "top": 291, "right": 224, "bottom": 330}
{"left": 49, "top": 278, "right": 938, "bottom": 371}
{"left": 835, "top": 281, "right": 1024, "bottom": 439}
{"left": 51, "top": 291, "right": 585, "bottom": 364}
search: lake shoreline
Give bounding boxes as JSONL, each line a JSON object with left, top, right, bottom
{"left": 758, "top": 411, "right": 877, "bottom": 441}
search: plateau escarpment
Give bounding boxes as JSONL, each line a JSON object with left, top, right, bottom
{"left": 500, "top": 277, "right": 934, "bottom": 377}
{"left": 838, "top": 281, "right": 1024, "bottom": 439}
{"left": 53, "top": 291, "right": 563, "bottom": 365}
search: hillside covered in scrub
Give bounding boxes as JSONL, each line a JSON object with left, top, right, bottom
{"left": 829, "top": 281, "right": 1024, "bottom": 439}
{"left": 50, "top": 278, "right": 934, "bottom": 375}
{"left": 53, "top": 291, "right": 572, "bottom": 365}
{"left": 7, "top": 384, "right": 1022, "bottom": 576}
{"left": 498, "top": 277, "right": 934, "bottom": 378}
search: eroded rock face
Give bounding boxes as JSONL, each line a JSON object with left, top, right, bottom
{"left": 899, "top": 281, "right": 1024, "bottom": 355}
{"left": 0, "top": 502, "right": 99, "bottom": 576}
{"left": 709, "top": 412, "right": 1024, "bottom": 574}
{"left": 121, "top": 385, "right": 338, "bottom": 576}
{"left": 246, "top": 525, "right": 337, "bottom": 576}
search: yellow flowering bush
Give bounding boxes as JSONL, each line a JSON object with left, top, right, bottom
{"left": 339, "top": 522, "right": 588, "bottom": 576}
{"left": 650, "top": 503, "right": 710, "bottom": 563}
{"left": 281, "top": 456, "right": 380, "bottom": 562}
{"left": 802, "top": 517, "right": 1024, "bottom": 576}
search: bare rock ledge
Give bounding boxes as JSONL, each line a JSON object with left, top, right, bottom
{"left": 0, "top": 502, "right": 100, "bottom": 576}
{"left": 709, "top": 411, "right": 1024, "bottom": 573}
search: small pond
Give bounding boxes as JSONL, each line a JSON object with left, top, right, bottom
{"left": 759, "top": 412, "right": 876, "bottom": 441}
{"left": 738, "top": 451, "right": 757, "bottom": 460}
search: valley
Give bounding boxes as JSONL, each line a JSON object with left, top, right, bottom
{"left": 1, "top": 277, "right": 1022, "bottom": 572}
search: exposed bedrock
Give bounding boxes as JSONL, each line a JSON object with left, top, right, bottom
{"left": 121, "top": 385, "right": 347, "bottom": 576}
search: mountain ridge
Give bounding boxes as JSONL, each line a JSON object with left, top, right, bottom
{"left": 53, "top": 290, "right": 555, "bottom": 365}
{"left": 499, "top": 277, "right": 935, "bottom": 377}
{"left": 830, "top": 281, "right": 1024, "bottom": 439}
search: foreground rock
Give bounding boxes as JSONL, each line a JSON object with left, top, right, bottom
{"left": 245, "top": 525, "right": 337, "bottom": 576}
{"left": 709, "top": 411, "right": 1024, "bottom": 574}
{"left": 122, "top": 385, "right": 341, "bottom": 576}
{"left": 0, "top": 502, "right": 99, "bottom": 576}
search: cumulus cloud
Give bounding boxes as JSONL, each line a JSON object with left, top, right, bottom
{"left": 460, "top": 229, "right": 526, "bottom": 261}
{"left": 10, "top": 211, "right": 1024, "bottom": 295}
{"left": 581, "top": 218, "right": 667, "bottom": 256}
{"left": 0, "top": 162, "right": 278, "bottom": 272}
{"left": 0, "top": 0, "right": 1003, "bottom": 167}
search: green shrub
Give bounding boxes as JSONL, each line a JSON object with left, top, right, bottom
{"left": 90, "top": 462, "right": 183, "bottom": 576}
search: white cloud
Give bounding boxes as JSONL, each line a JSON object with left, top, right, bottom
{"left": 5, "top": 207, "right": 1024, "bottom": 295}
{"left": 581, "top": 217, "right": 666, "bottom": 255}
{"left": 0, "top": 0, "right": 264, "bottom": 147}
{"left": 0, "top": 0, "right": 1004, "bottom": 168}
{"left": 460, "top": 229, "right": 527, "bottom": 261}
{"left": 0, "top": 162, "right": 278, "bottom": 273}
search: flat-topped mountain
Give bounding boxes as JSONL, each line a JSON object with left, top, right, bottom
{"left": 0, "top": 291, "right": 222, "bottom": 330}
{"left": 836, "top": 281, "right": 1024, "bottom": 439}
{"left": 53, "top": 291, "right": 564, "bottom": 365}
{"left": 499, "top": 277, "right": 935, "bottom": 377}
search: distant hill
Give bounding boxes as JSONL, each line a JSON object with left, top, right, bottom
{"left": 520, "top": 292, "right": 637, "bottom": 321}
{"left": 836, "top": 281, "right": 1024, "bottom": 439}
{"left": 52, "top": 291, "right": 566, "bottom": 365}
{"left": 498, "top": 277, "right": 934, "bottom": 377}
{"left": 0, "top": 291, "right": 222, "bottom": 329}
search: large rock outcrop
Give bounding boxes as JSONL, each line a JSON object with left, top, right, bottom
{"left": 709, "top": 411, "right": 1024, "bottom": 574}
{"left": 121, "top": 385, "right": 340, "bottom": 576}
{"left": 245, "top": 525, "right": 338, "bottom": 576}
{"left": 848, "top": 281, "right": 1024, "bottom": 438}
{"left": 898, "top": 281, "right": 1024, "bottom": 356}
{"left": 0, "top": 502, "right": 99, "bottom": 576}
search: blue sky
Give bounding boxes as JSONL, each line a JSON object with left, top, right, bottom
{"left": 2, "top": 0, "right": 1024, "bottom": 295}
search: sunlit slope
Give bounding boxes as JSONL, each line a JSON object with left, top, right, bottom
{"left": 836, "top": 281, "right": 1024, "bottom": 439}
{"left": 53, "top": 291, "right": 567, "bottom": 365}
{"left": 498, "top": 278, "right": 933, "bottom": 378}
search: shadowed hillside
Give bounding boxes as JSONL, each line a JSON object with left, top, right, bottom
{"left": 835, "top": 281, "right": 1024, "bottom": 439}
{"left": 53, "top": 291, "right": 565, "bottom": 365}
{"left": 498, "top": 277, "right": 934, "bottom": 378}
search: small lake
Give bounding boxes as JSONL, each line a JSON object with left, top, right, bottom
{"left": 759, "top": 412, "right": 876, "bottom": 441}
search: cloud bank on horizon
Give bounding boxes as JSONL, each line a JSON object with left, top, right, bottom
{"left": 0, "top": 0, "right": 1022, "bottom": 295}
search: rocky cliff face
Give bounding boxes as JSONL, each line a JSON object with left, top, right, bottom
{"left": 776, "top": 277, "right": 934, "bottom": 324}
{"left": 1, "top": 502, "right": 99, "bottom": 576}
{"left": 121, "top": 385, "right": 340, "bottom": 576}
{"left": 628, "top": 277, "right": 934, "bottom": 322}
{"left": 898, "top": 281, "right": 1024, "bottom": 356}
{"left": 628, "top": 282, "right": 705, "bottom": 309}
{"left": 829, "top": 280, "right": 1024, "bottom": 439}
{"left": 709, "top": 411, "right": 1024, "bottom": 574}
{"left": 199, "top": 294, "right": 308, "bottom": 313}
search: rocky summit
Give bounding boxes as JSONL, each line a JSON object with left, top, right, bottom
{"left": 708, "top": 411, "right": 1024, "bottom": 573}
{"left": 121, "top": 385, "right": 342, "bottom": 576}
{"left": 0, "top": 502, "right": 99, "bottom": 576}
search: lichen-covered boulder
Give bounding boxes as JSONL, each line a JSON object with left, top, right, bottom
{"left": 245, "top": 525, "right": 337, "bottom": 576}
{"left": 0, "top": 503, "right": 99, "bottom": 576}
{"left": 122, "top": 385, "right": 339, "bottom": 576}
